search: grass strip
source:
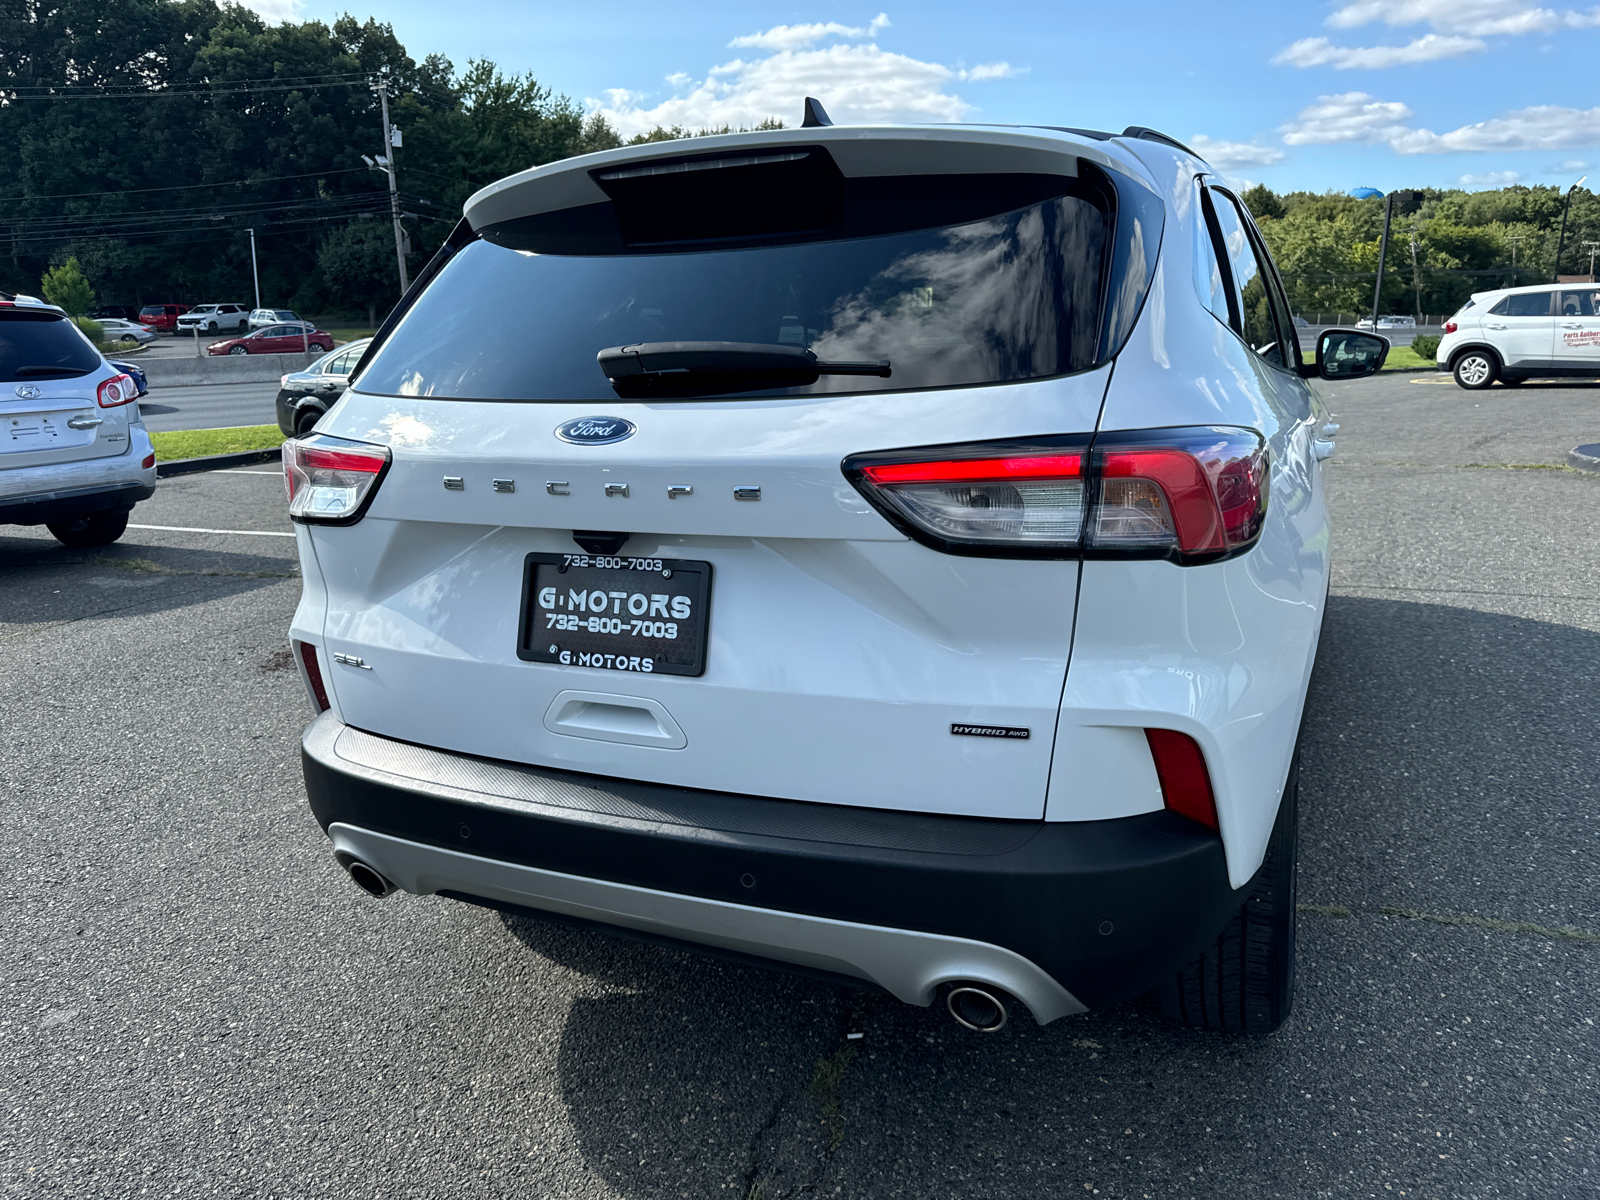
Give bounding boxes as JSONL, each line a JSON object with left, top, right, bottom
{"left": 149, "top": 424, "right": 285, "bottom": 462}
{"left": 1379, "top": 905, "right": 1600, "bottom": 944}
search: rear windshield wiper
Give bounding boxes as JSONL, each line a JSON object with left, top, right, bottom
{"left": 598, "top": 341, "right": 890, "bottom": 387}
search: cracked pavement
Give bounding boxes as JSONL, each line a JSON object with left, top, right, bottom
{"left": 2, "top": 374, "right": 1597, "bottom": 1198}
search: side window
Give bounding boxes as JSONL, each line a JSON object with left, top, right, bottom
{"left": 1558, "top": 289, "right": 1600, "bottom": 316}
{"left": 1499, "top": 292, "right": 1553, "bottom": 317}
{"left": 1208, "top": 187, "right": 1290, "bottom": 369}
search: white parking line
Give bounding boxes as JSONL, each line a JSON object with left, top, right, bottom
{"left": 129, "top": 524, "right": 296, "bottom": 538}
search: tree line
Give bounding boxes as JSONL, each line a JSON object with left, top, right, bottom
{"left": 0, "top": 0, "right": 768, "bottom": 320}
{"left": 1240, "top": 182, "right": 1600, "bottom": 318}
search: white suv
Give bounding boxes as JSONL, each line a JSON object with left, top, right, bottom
{"left": 1, "top": 292, "right": 156, "bottom": 546}
{"left": 176, "top": 304, "right": 249, "bottom": 335}
{"left": 283, "top": 119, "right": 1387, "bottom": 1034}
{"left": 1437, "top": 282, "right": 1600, "bottom": 388}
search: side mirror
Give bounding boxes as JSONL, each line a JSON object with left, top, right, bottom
{"left": 1303, "top": 329, "right": 1389, "bottom": 380}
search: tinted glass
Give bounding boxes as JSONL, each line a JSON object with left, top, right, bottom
{"left": 1210, "top": 189, "right": 1285, "bottom": 367}
{"left": 358, "top": 191, "right": 1111, "bottom": 401}
{"left": 1559, "top": 289, "right": 1600, "bottom": 316}
{"left": 1195, "top": 189, "right": 1231, "bottom": 325}
{"left": 140, "top": 306, "right": 163, "bottom": 317}
{"left": 0, "top": 314, "right": 101, "bottom": 381}
{"left": 1495, "top": 292, "right": 1553, "bottom": 317}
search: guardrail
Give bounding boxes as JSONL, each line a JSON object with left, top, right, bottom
{"left": 139, "top": 352, "right": 323, "bottom": 387}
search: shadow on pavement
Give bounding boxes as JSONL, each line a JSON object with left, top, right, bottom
{"left": 483, "top": 594, "right": 1599, "bottom": 1199}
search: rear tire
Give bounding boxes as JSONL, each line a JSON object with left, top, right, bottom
{"left": 229, "top": 345, "right": 248, "bottom": 356}
{"left": 47, "top": 510, "right": 129, "bottom": 548}
{"left": 1452, "top": 350, "right": 1498, "bottom": 390}
{"left": 294, "top": 407, "right": 323, "bottom": 436}
{"left": 1158, "top": 755, "right": 1298, "bottom": 1035}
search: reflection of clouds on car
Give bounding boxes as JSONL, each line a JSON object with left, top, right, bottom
{"left": 810, "top": 199, "right": 1103, "bottom": 389}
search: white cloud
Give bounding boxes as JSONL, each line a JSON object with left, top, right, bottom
{"left": 1282, "top": 92, "right": 1600, "bottom": 155}
{"left": 1187, "top": 135, "right": 1286, "bottom": 169}
{"left": 1548, "top": 159, "right": 1592, "bottom": 173}
{"left": 1273, "top": 33, "right": 1484, "bottom": 67}
{"left": 1326, "top": 0, "right": 1600, "bottom": 37}
{"left": 1275, "top": 0, "right": 1600, "bottom": 69}
{"left": 729, "top": 13, "right": 890, "bottom": 51}
{"left": 1280, "top": 92, "right": 1415, "bottom": 145}
{"left": 1458, "top": 169, "right": 1523, "bottom": 187}
{"left": 229, "top": 0, "right": 301, "bottom": 20}
{"left": 588, "top": 15, "right": 1019, "bottom": 138}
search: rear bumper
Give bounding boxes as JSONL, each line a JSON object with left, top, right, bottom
{"left": 301, "top": 713, "right": 1247, "bottom": 1020}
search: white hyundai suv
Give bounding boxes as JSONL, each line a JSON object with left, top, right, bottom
{"left": 1437, "top": 282, "right": 1600, "bottom": 388}
{"left": 1, "top": 292, "right": 156, "bottom": 546}
{"left": 284, "top": 116, "right": 1387, "bottom": 1035}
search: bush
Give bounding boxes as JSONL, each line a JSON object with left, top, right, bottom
{"left": 1410, "top": 334, "right": 1441, "bottom": 360}
{"left": 71, "top": 317, "right": 103, "bottom": 343}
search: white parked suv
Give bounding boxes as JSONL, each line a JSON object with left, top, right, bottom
{"left": 284, "top": 116, "right": 1388, "bottom": 1034}
{"left": 1, "top": 292, "right": 156, "bottom": 546}
{"left": 176, "top": 303, "right": 249, "bottom": 335}
{"left": 1436, "top": 282, "right": 1600, "bottom": 388}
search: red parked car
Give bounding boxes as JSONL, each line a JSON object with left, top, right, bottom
{"left": 138, "top": 303, "right": 189, "bottom": 333}
{"left": 207, "top": 323, "right": 334, "bottom": 356}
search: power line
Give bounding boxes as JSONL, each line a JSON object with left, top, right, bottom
{"left": 3, "top": 79, "right": 372, "bottom": 101}
{"left": 0, "top": 167, "right": 368, "bottom": 204}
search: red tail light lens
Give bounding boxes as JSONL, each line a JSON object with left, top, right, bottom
{"left": 96, "top": 372, "right": 138, "bottom": 408}
{"left": 844, "top": 427, "right": 1266, "bottom": 563}
{"left": 1444, "top": 321, "right": 1457, "bottom": 334}
{"left": 1088, "top": 428, "right": 1267, "bottom": 559}
{"left": 294, "top": 639, "right": 331, "bottom": 712}
{"left": 283, "top": 433, "right": 391, "bottom": 525}
{"left": 1145, "top": 728, "right": 1218, "bottom": 829}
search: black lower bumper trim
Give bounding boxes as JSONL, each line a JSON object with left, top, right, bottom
{"left": 0, "top": 481, "right": 155, "bottom": 525}
{"left": 303, "top": 719, "right": 1248, "bottom": 1008}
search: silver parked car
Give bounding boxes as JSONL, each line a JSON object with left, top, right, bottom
{"left": 1, "top": 292, "right": 157, "bottom": 546}
{"left": 275, "top": 338, "right": 371, "bottom": 436}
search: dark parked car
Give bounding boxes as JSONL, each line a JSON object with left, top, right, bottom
{"left": 108, "top": 359, "right": 148, "bottom": 397}
{"left": 275, "top": 338, "right": 370, "bottom": 436}
{"left": 207, "top": 323, "right": 334, "bottom": 357}
{"left": 90, "top": 306, "right": 137, "bottom": 322}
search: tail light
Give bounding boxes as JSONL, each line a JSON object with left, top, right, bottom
{"left": 283, "top": 432, "right": 391, "bottom": 525}
{"left": 294, "top": 639, "right": 331, "bottom": 712}
{"left": 96, "top": 372, "right": 137, "bottom": 408}
{"left": 1145, "top": 729, "right": 1218, "bottom": 829}
{"left": 843, "top": 426, "right": 1267, "bottom": 564}
{"left": 1444, "top": 321, "right": 1457, "bottom": 334}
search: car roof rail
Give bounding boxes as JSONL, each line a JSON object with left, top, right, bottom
{"left": 1037, "top": 126, "right": 1115, "bottom": 141}
{"left": 1120, "top": 126, "right": 1199, "bottom": 157}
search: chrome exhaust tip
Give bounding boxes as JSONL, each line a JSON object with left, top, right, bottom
{"left": 344, "top": 858, "right": 396, "bottom": 899}
{"left": 946, "top": 984, "right": 1009, "bottom": 1032}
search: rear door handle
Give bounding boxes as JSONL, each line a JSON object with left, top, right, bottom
{"left": 1486, "top": 322, "right": 1509, "bottom": 329}
{"left": 1562, "top": 322, "right": 1584, "bottom": 328}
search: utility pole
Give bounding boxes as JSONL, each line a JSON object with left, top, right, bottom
{"left": 1371, "top": 193, "right": 1394, "bottom": 329}
{"left": 1407, "top": 226, "right": 1424, "bottom": 321}
{"left": 371, "top": 76, "right": 409, "bottom": 294}
{"left": 1585, "top": 241, "right": 1600, "bottom": 280}
{"left": 1507, "top": 234, "right": 1526, "bottom": 285}
{"left": 247, "top": 227, "right": 261, "bottom": 310}
{"left": 1554, "top": 175, "right": 1587, "bottom": 282}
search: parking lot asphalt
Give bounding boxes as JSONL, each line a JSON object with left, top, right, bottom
{"left": 2, "top": 373, "right": 1596, "bottom": 1199}
{"left": 137, "top": 383, "right": 282, "bottom": 433}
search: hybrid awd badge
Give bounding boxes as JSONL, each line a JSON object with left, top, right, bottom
{"left": 555, "top": 416, "right": 636, "bottom": 445}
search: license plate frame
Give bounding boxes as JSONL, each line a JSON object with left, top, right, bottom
{"left": 517, "top": 552, "right": 712, "bottom": 677}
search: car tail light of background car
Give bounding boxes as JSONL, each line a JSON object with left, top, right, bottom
{"left": 843, "top": 426, "right": 1268, "bottom": 564}
{"left": 1444, "top": 321, "right": 1458, "bottom": 334}
{"left": 96, "top": 372, "right": 138, "bottom": 408}
{"left": 282, "top": 433, "right": 391, "bottom": 525}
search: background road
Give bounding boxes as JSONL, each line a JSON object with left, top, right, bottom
{"left": 137, "top": 382, "right": 281, "bottom": 433}
{"left": 1, "top": 374, "right": 1596, "bottom": 1198}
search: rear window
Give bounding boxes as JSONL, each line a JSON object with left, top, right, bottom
{"left": 140, "top": 306, "right": 164, "bottom": 317}
{"left": 357, "top": 160, "right": 1161, "bottom": 402}
{"left": 0, "top": 312, "right": 101, "bottom": 381}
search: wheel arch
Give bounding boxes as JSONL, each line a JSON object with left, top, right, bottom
{"left": 1448, "top": 342, "right": 1502, "bottom": 370}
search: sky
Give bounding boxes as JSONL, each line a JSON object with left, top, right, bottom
{"left": 261, "top": 0, "right": 1600, "bottom": 195}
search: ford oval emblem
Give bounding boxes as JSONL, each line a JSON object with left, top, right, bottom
{"left": 14, "top": 384, "right": 41, "bottom": 399}
{"left": 555, "top": 416, "right": 636, "bottom": 445}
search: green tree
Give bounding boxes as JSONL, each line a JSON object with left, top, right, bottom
{"left": 40, "top": 256, "right": 94, "bottom": 316}
{"left": 318, "top": 219, "right": 402, "bottom": 325}
{"left": 1241, "top": 184, "right": 1284, "bottom": 222}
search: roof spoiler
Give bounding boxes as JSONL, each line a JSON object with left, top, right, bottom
{"left": 1120, "top": 127, "right": 1199, "bottom": 158}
